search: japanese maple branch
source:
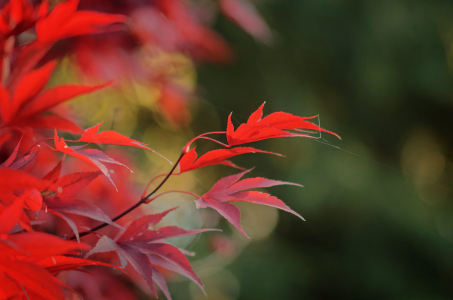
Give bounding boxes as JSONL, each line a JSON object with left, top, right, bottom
{"left": 70, "top": 131, "right": 226, "bottom": 240}
{"left": 70, "top": 152, "right": 184, "bottom": 240}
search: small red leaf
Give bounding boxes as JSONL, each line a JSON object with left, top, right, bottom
{"left": 151, "top": 266, "right": 172, "bottom": 300}
{"left": 117, "top": 208, "right": 178, "bottom": 242}
{"left": 195, "top": 169, "right": 303, "bottom": 237}
{"left": 45, "top": 197, "right": 120, "bottom": 230}
{"left": 35, "top": 0, "right": 126, "bottom": 42}
{"left": 179, "top": 146, "right": 281, "bottom": 172}
{"left": 227, "top": 102, "right": 340, "bottom": 146}
{"left": 49, "top": 209, "right": 80, "bottom": 242}
{"left": 36, "top": 256, "right": 122, "bottom": 274}
{"left": 54, "top": 130, "right": 130, "bottom": 189}
{"left": 5, "top": 232, "right": 89, "bottom": 258}
{"left": 6, "top": 40, "right": 54, "bottom": 92}
{"left": 85, "top": 235, "right": 129, "bottom": 268}
{"left": 78, "top": 123, "right": 160, "bottom": 154}
{"left": 11, "top": 61, "right": 57, "bottom": 116}
{"left": 49, "top": 171, "right": 101, "bottom": 198}
{"left": 118, "top": 244, "right": 158, "bottom": 296}
{"left": 0, "top": 260, "right": 65, "bottom": 300}
{"left": 8, "top": 145, "right": 40, "bottom": 171}
{"left": 87, "top": 209, "right": 216, "bottom": 299}
{"left": 42, "top": 159, "right": 64, "bottom": 185}
{"left": 19, "top": 81, "right": 113, "bottom": 119}
{"left": 15, "top": 115, "right": 84, "bottom": 134}
{"left": 144, "top": 243, "right": 204, "bottom": 292}
{"left": 126, "top": 226, "right": 218, "bottom": 243}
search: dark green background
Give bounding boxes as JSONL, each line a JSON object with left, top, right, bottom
{"left": 188, "top": 0, "right": 453, "bottom": 299}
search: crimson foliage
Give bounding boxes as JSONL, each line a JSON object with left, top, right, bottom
{"left": 0, "top": 0, "right": 337, "bottom": 299}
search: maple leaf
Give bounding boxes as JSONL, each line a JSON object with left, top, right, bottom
{"left": 35, "top": 0, "right": 126, "bottom": 42}
{"left": 0, "top": 138, "right": 41, "bottom": 174}
{"left": 0, "top": 61, "right": 56, "bottom": 124}
{"left": 87, "top": 208, "right": 218, "bottom": 299}
{"left": 75, "top": 123, "right": 167, "bottom": 162}
{"left": 0, "top": 259, "right": 66, "bottom": 300}
{"left": 195, "top": 168, "right": 303, "bottom": 237}
{"left": 36, "top": 255, "right": 123, "bottom": 275}
{"left": 54, "top": 130, "right": 130, "bottom": 189}
{"left": 5, "top": 40, "right": 54, "bottom": 92}
{"left": 0, "top": 59, "right": 114, "bottom": 133}
{"left": 2, "top": 232, "right": 89, "bottom": 259}
{"left": 48, "top": 170, "right": 101, "bottom": 198}
{"left": 17, "top": 81, "right": 113, "bottom": 120}
{"left": 0, "top": 232, "right": 92, "bottom": 300}
{"left": 45, "top": 197, "right": 121, "bottom": 241}
{"left": 0, "top": 201, "right": 91, "bottom": 300}
{"left": 40, "top": 170, "right": 121, "bottom": 240}
{"left": 179, "top": 146, "right": 282, "bottom": 172}
{"left": 227, "top": 102, "right": 340, "bottom": 146}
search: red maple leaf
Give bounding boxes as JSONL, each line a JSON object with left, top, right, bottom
{"left": 195, "top": 168, "right": 303, "bottom": 237}
{"left": 87, "top": 208, "right": 218, "bottom": 299}
{"left": 0, "top": 138, "right": 40, "bottom": 174}
{"left": 227, "top": 102, "right": 340, "bottom": 146}
{"left": 0, "top": 60, "right": 113, "bottom": 133}
{"left": 0, "top": 196, "right": 120, "bottom": 300}
{"left": 179, "top": 146, "right": 281, "bottom": 172}
{"left": 53, "top": 130, "right": 130, "bottom": 189}
{"left": 41, "top": 170, "right": 122, "bottom": 240}
{"left": 35, "top": 0, "right": 126, "bottom": 42}
{"left": 76, "top": 123, "right": 166, "bottom": 162}
{"left": 47, "top": 170, "right": 102, "bottom": 198}
{"left": 36, "top": 255, "right": 123, "bottom": 275}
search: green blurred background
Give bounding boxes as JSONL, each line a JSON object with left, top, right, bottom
{"left": 169, "top": 0, "right": 453, "bottom": 299}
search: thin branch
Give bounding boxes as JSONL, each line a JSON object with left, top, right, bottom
{"left": 70, "top": 152, "right": 185, "bottom": 240}
{"left": 145, "top": 190, "right": 200, "bottom": 204}
{"left": 141, "top": 171, "right": 181, "bottom": 199}
{"left": 184, "top": 131, "right": 227, "bottom": 152}
{"left": 142, "top": 152, "right": 184, "bottom": 200}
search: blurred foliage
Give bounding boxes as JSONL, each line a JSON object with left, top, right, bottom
{"left": 189, "top": 0, "right": 453, "bottom": 299}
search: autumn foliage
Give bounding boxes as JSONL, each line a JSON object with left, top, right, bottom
{"left": 0, "top": 0, "right": 337, "bottom": 299}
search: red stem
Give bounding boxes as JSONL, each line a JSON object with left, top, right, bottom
{"left": 184, "top": 131, "right": 227, "bottom": 152}
{"left": 141, "top": 171, "right": 181, "bottom": 199}
{"left": 145, "top": 190, "right": 200, "bottom": 204}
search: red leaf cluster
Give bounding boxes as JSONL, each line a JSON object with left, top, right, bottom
{"left": 0, "top": 0, "right": 338, "bottom": 299}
